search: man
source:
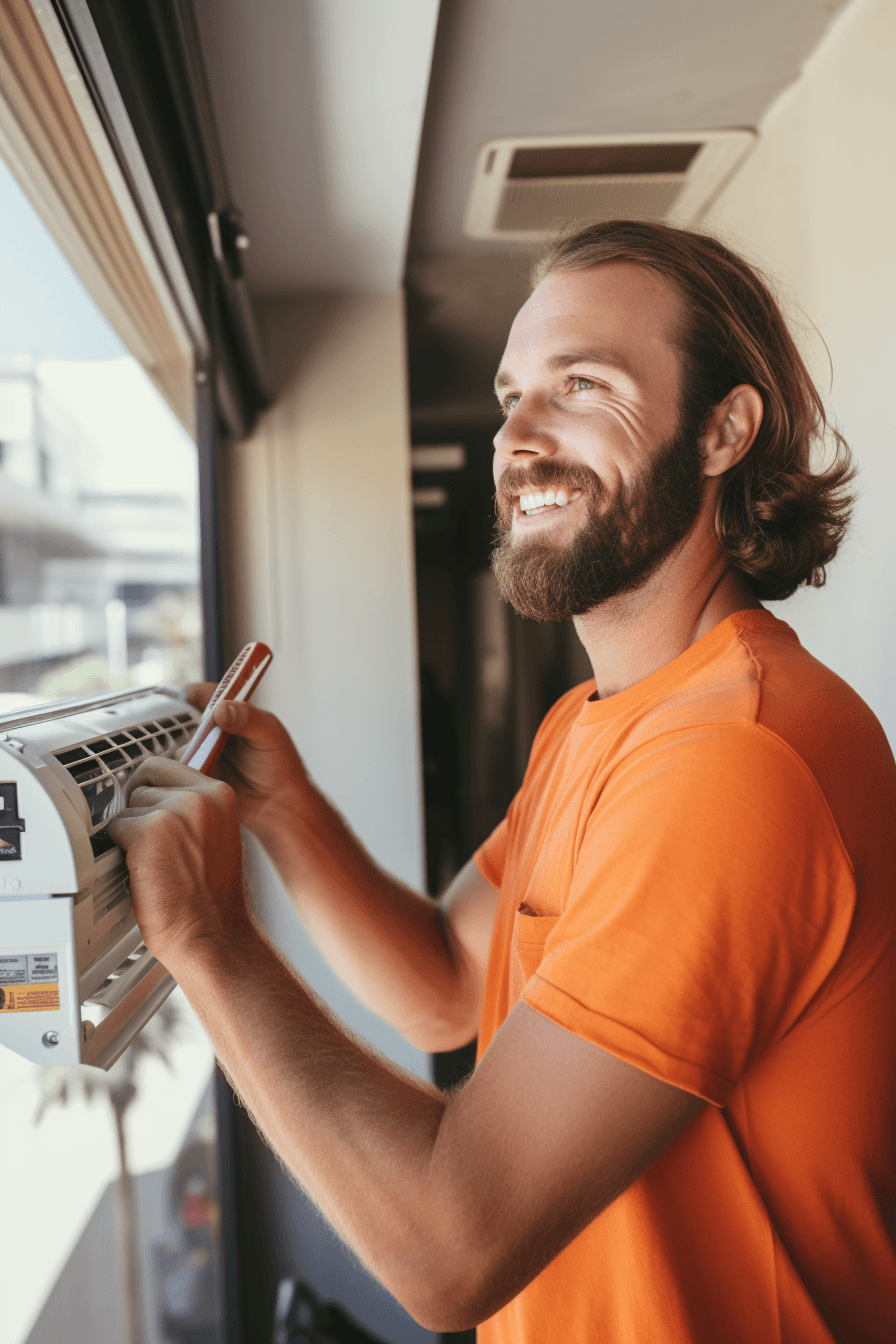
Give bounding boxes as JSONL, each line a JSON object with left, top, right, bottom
{"left": 108, "top": 221, "right": 896, "bottom": 1342}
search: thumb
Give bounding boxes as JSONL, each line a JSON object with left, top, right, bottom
{"left": 213, "top": 699, "right": 285, "bottom": 749}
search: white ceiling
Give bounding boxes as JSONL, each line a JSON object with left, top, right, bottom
{"left": 411, "top": 0, "right": 850, "bottom": 254}
{"left": 194, "top": 0, "right": 850, "bottom": 298}
{"left": 405, "top": 0, "right": 852, "bottom": 427}
{"left": 193, "top": 0, "right": 439, "bottom": 294}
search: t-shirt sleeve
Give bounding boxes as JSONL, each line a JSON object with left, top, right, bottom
{"left": 476, "top": 817, "right": 508, "bottom": 890}
{"left": 521, "top": 723, "right": 856, "bottom": 1105}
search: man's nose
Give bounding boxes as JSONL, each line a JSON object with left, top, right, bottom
{"left": 493, "top": 400, "right": 558, "bottom": 464}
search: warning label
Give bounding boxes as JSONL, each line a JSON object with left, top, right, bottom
{"left": 0, "top": 984, "right": 60, "bottom": 1013}
{"left": 0, "top": 953, "right": 59, "bottom": 1010}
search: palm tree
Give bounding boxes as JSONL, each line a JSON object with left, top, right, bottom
{"left": 34, "top": 1000, "right": 185, "bottom": 1344}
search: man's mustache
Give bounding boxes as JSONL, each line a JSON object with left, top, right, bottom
{"left": 494, "top": 461, "right": 604, "bottom": 519}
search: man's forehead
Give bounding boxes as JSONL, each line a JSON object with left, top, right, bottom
{"left": 495, "top": 263, "right": 683, "bottom": 386}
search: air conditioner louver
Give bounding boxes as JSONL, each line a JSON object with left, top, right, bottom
{"left": 54, "top": 713, "right": 194, "bottom": 832}
{"left": 465, "top": 130, "right": 755, "bottom": 241}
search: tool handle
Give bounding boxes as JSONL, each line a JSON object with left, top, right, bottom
{"left": 181, "top": 641, "right": 273, "bottom": 775}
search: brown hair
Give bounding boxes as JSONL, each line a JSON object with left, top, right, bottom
{"left": 532, "top": 220, "right": 855, "bottom": 600}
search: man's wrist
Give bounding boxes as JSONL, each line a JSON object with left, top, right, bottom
{"left": 164, "top": 912, "right": 267, "bottom": 989}
{"left": 247, "top": 780, "right": 340, "bottom": 879}
{"left": 245, "top": 773, "right": 316, "bottom": 844}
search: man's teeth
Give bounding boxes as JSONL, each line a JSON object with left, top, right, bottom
{"left": 519, "top": 487, "right": 580, "bottom": 515}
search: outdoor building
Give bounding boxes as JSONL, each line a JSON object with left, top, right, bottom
{"left": 0, "top": 362, "right": 200, "bottom": 707}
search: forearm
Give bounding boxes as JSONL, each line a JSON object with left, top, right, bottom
{"left": 248, "top": 786, "right": 478, "bottom": 1050}
{"left": 175, "top": 927, "right": 474, "bottom": 1328}
{"left": 113, "top": 749, "right": 708, "bottom": 1337}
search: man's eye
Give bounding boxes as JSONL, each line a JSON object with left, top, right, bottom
{"left": 501, "top": 394, "right": 521, "bottom": 414}
{"left": 571, "top": 376, "right": 596, "bottom": 391}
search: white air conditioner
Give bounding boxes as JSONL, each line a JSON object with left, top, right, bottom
{"left": 464, "top": 129, "right": 756, "bottom": 241}
{"left": 0, "top": 686, "right": 201, "bottom": 1070}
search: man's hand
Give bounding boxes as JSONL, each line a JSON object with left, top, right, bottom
{"left": 106, "top": 757, "right": 249, "bottom": 971}
{"left": 183, "top": 682, "right": 313, "bottom": 841}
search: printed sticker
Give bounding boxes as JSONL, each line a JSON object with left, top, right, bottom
{"left": 27, "top": 954, "right": 58, "bottom": 983}
{"left": 0, "top": 984, "right": 60, "bottom": 1013}
{"left": 0, "top": 955, "right": 28, "bottom": 985}
{"left": 0, "top": 952, "right": 59, "bottom": 1011}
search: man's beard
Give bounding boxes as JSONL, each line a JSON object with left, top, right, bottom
{"left": 491, "top": 420, "right": 706, "bottom": 622}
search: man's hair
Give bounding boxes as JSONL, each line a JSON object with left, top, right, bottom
{"left": 531, "top": 220, "right": 855, "bottom": 600}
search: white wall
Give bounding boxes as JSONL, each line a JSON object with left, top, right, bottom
{"left": 703, "top": 0, "right": 896, "bottom": 744}
{"left": 222, "top": 292, "right": 427, "bottom": 1073}
{"left": 220, "top": 292, "right": 434, "bottom": 1344}
{"left": 195, "top": 0, "right": 441, "bottom": 293}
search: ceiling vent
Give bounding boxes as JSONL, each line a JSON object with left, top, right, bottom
{"left": 464, "top": 130, "right": 755, "bottom": 241}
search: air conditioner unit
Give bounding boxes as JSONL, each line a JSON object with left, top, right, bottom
{"left": 464, "top": 130, "right": 756, "bottom": 241}
{"left": 0, "top": 686, "right": 201, "bottom": 1070}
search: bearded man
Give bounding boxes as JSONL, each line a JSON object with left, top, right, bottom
{"left": 109, "top": 221, "right": 896, "bottom": 1343}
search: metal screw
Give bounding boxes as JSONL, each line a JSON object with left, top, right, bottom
{"left": 42, "top": 1031, "right": 60, "bottom": 1047}
{"left": 196, "top": 370, "right": 209, "bottom": 384}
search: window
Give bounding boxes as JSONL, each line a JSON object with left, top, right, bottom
{"left": 0, "top": 161, "right": 203, "bottom": 710}
{"left": 0, "top": 117, "right": 220, "bottom": 1344}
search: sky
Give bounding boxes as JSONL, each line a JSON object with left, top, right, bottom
{"left": 0, "top": 157, "right": 196, "bottom": 497}
{"left": 0, "top": 159, "right": 126, "bottom": 366}
{"left": 38, "top": 358, "right": 199, "bottom": 498}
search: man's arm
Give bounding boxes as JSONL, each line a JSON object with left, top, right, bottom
{"left": 108, "top": 762, "right": 705, "bottom": 1333}
{"left": 259, "top": 800, "right": 496, "bottom": 1053}
{"left": 182, "top": 689, "right": 498, "bottom": 1052}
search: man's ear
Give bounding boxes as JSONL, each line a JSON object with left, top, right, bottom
{"left": 700, "top": 385, "right": 764, "bottom": 478}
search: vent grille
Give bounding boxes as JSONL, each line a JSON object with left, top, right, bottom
{"left": 495, "top": 176, "right": 685, "bottom": 234}
{"left": 54, "top": 713, "right": 195, "bottom": 831}
{"left": 507, "top": 143, "right": 700, "bottom": 179}
{"left": 464, "top": 130, "right": 756, "bottom": 240}
{"left": 92, "top": 862, "right": 131, "bottom": 920}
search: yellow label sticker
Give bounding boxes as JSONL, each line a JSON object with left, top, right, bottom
{"left": 0, "top": 984, "right": 60, "bottom": 1013}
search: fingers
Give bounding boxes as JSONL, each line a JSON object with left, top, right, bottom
{"left": 123, "top": 754, "right": 228, "bottom": 803}
{"left": 105, "top": 808, "right": 162, "bottom": 848}
{"left": 111, "top": 774, "right": 235, "bottom": 844}
{"left": 127, "top": 784, "right": 182, "bottom": 808}
{"left": 186, "top": 685, "right": 297, "bottom": 762}
{"left": 125, "top": 778, "right": 231, "bottom": 811}
{"left": 211, "top": 698, "right": 292, "bottom": 753}
{"left": 184, "top": 681, "right": 216, "bottom": 710}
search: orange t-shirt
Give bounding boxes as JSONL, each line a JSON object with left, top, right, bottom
{"left": 474, "top": 609, "right": 896, "bottom": 1344}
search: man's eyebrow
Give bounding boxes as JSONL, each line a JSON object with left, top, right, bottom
{"left": 547, "top": 348, "right": 636, "bottom": 378}
{"left": 493, "top": 348, "right": 636, "bottom": 394}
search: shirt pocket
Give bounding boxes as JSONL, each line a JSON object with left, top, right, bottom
{"left": 509, "top": 907, "right": 561, "bottom": 1005}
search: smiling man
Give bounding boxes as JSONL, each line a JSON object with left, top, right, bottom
{"left": 108, "top": 221, "right": 896, "bottom": 1343}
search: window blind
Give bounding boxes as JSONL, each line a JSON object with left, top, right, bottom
{"left": 0, "top": 0, "right": 198, "bottom": 428}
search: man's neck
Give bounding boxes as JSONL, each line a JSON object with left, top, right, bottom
{"left": 573, "top": 549, "right": 763, "bottom": 700}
